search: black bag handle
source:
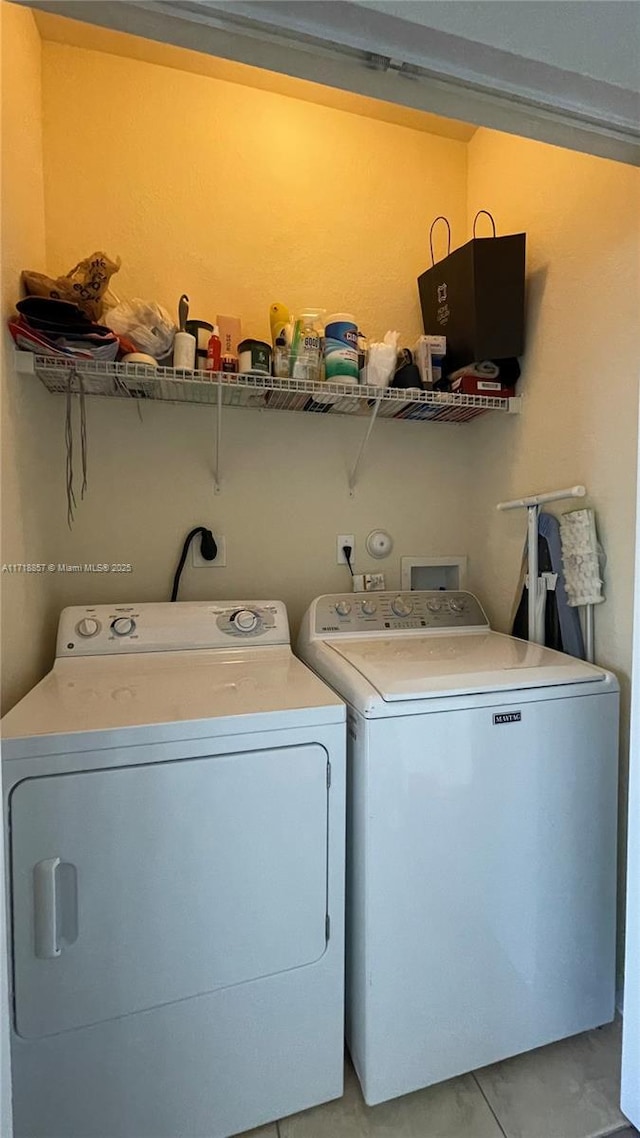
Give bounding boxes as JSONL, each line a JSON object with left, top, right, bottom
{"left": 429, "top": 216, "right": 451, "bottom": 266}
{"left": 473, "top": 209, "right": 497, "bottom": 238}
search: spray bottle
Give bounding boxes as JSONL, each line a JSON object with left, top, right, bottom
{"left": 289, "top": 310, "right": 324, "bottom": 382}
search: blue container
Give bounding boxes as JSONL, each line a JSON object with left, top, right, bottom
{"left": 324, "top": 313, "right": 358, "bottom": 382}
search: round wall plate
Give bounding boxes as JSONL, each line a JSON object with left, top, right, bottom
{"left": 366, "top": 530, "right": 394, "bottom": 559}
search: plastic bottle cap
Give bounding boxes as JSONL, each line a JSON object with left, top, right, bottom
{"left": 211, "top": 324, "right": 220, "bottom": 336}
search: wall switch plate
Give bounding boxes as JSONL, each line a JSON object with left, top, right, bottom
{"left": 337, "top": 534, "right": 355, "bottom": 565}
{"left": 192, "top": 535, "right": 227, "bottom": 568}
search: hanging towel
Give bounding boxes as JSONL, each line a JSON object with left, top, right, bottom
{"left": 512, "top": 511, "right": 585, "bottom": 659}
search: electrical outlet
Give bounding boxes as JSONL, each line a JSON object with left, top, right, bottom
{"left": 192, "top": 535, "right": 227, "bottom": 568}
{"left": 337, "top": 534, "right": 355, "bottom": 565}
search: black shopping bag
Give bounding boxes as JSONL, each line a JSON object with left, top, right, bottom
{"left": 417, "top": 213, "right": 526, "bottom": 373}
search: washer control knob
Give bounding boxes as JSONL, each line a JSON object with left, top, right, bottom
{"left": 76, "top": 617, "right": 100, "bottom": 638}
{"left": 392, "top": 596, "right": 413, "bottom": 617}
{"left": 233, "top": 609, "right": 259, "bottom": 633}
{"left": 361, "top": 600, "right": 377, "bottom": 616}
{"left": 449, "top": 598, "right": 466, "bottom": 613}
{"left": 111, "top": 617, "right": 136, "bottom": 637}
{"left": 427, "top": 599, "right": 442, "bottom": 612}
{"left": 335, "top": 600, "right": 352, "bottom": 617}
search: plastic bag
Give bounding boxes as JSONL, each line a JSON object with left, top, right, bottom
{"left": 22, "top": 252, "right": 121, "bottom": 322}
{"left": 366, "top": 330, "right": 400, "bottom": 387}
{"left": 105, "top": 299, "right": 176, "bottom": 359}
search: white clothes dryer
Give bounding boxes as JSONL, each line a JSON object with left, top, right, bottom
{"left": 2, "top": 600, "right": 346, "bottom": 1138}
{"left": 297, "top": 590, "right": 619, "bottom": 1106}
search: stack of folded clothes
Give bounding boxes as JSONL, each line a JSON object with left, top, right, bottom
{"left": 8, "top": 297, "right": 121, "bottom": 360}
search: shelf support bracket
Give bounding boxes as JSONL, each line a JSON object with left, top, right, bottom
{"left": 213, "top": 378, "right": 222, "bottom": 493}
{"left": 348, "top": 396, "right": 382, "bottom": 496}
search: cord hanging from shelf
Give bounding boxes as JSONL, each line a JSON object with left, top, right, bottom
{"left": 64, "top": 368, "right": 88, "bottom": 529}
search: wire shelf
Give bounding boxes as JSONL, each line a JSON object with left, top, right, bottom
{"left": 18, "top": 353, "right": 521, "bottom": 423}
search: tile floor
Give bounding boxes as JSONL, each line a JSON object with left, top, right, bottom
{"left": 238, "top": 1019, "right": 636, "bottom": 1138}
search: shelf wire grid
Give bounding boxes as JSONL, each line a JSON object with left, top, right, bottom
{"left": 22, "top": 354, "right": 518, "bottom": 423}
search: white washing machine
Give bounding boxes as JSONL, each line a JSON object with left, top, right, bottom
{"left": 1, "top": 600, "right": 346, "bottom": 1138}
{"left": 297, "top": 590, "right": 619, "bottom": 1107}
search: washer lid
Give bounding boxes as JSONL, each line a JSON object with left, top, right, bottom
{"left": 326, "top": 631, "right": 607, "bottom": 701}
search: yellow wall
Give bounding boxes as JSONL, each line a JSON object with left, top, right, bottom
{"left": 465, "top": 128, "right": 640, "bottom": 975}
{"left": 466, "top": 126, "right": 640, "bottom": 707}
{"left": 0, "top": 5, "right": 55, "bottom": 1126}
{"left": 462, "top": 126, "right": 637, "bottom": 691}
{"left": 1, "top": 0, "right": 639, "bottom": 1006}
{"left": 0, "top": 3, "right": 61, "bottom": 716}
{"left": 34, "top": 40, "right": 475, "bottom": 634}
{"left": 41, "top": 42, "right": 469, "bottom": 345}
{"left": 2, "top": 26, "right": 639, "bottom": 738}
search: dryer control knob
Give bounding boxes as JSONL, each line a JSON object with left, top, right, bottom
{"left": 392, "top": 596, "right": 413, "bottom": 617}
{"left": 427, "top": 599, "right": 442, "bottom": 612}
{"left": 76, "top": 617, "right": 100, "bottom": 638}
{"left": 449, "top": 598, "right": 466, "bottom": 613}
{"left": 111, "top": 617, "right": 136, "bottom": 637}
{"left": 233, "top": 609, "right": 259, "bottom": 633}
{"left": 335, "top": 601, "right": 352, "bottom": 617}
{"left": 361, "top": 600, "right": 377, "bottom": 616}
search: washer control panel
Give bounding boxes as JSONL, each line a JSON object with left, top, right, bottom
{"left": 314, "top": 591, "right": 489, "bottom": 636}
{"left": 57, "top": 601, "right": 288, "bottom": 656}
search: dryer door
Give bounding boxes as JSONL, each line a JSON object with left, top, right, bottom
{"left": 11, "top": 744, "right": 329, "bottom": 1038}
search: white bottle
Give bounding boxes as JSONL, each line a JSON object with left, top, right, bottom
{"left": 173, "top": 331, "right": 196, "bottom": 370}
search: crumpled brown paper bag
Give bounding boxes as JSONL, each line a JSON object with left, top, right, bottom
{"left": 22, "top": 251, "right": 121, "bottom": 321}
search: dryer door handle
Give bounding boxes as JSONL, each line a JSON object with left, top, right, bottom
{"left": 33, "top": 858, "right": 79, "bottom": 959}
{"left": 34, "top": 857, "right": 61, "bottom": 959}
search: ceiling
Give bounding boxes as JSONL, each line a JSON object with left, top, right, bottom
{"left": 25, "top": 0, "right": 640, "bottom": 164}
{"left": 353, "top": 1, "right": 640, "bottom": 94}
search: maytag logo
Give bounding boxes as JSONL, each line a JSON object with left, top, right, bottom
{"left": 493, "top": 712, "right": 522, "bottom": 725}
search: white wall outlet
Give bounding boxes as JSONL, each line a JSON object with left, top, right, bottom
{"left": 337, "top": 534, "right": 355, "bottom": 565}
{"left": 192, "top": 535, "right": 227, "bottom": 568}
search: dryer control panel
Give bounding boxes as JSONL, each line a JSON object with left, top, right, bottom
{"left": 312, "top": 592, "right": 489, "bottom": 637}
{"left": 56, "top": 601, "right": 290, "bottom": 656}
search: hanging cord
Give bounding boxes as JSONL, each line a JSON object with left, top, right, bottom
{"left": 473, "top": 209, "right": 497, "bottom": 238}
{"left": 115, "top": 373, "right": 144, "bottom": 421}
{"left": 65, "top": 374, "right": 77, "bottom": 529}
{"left": 171, "top": 526, "right": 218, "bottom": 602}
{"left": 343, "top": 544, "right": 354, "bottom": 577}
{"left": 429, "top": 215, "right": 451, "bottom": 266}
{"left": 78, "top": 373, "right": 88, "bottom": 499}
{"left": 65, "top": 371, "right": 89, "bottom": 527}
